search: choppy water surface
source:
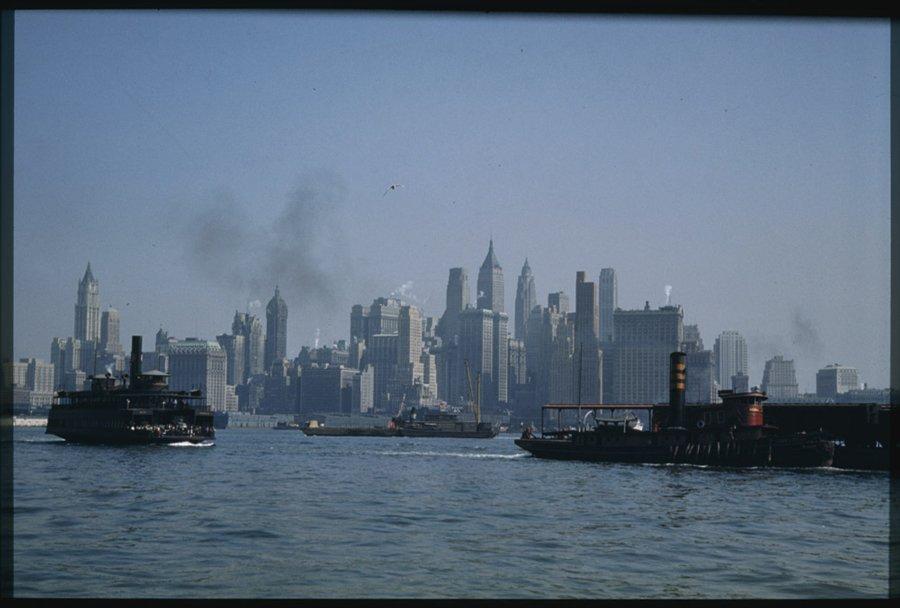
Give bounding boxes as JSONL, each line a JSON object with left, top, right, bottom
{"left": 12, "top": 427, "right": 888, "bottom": 598}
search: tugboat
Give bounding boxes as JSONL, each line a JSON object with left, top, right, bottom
{"left": 46, "top": 336, "right": 214, "bottom": 445}
{"left": 515, "top": 352, "right": 833, "bottom": 467}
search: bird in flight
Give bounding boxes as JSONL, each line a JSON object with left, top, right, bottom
{"left": 383, "top": 184, "right": 403, "bottom": 196}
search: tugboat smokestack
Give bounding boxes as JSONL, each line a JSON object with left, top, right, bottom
{"left": 130, "top": 335, "right": 142, "bottom": 386}
{"left": 668, "top": 351, "right": 686, "bottom": 428}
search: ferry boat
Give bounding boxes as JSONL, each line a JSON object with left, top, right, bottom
{"left": 46, "top": 336, "right": 214, "bottom": 445}
{"left": 515, "top": 352, "right": 833, "bottom": 468}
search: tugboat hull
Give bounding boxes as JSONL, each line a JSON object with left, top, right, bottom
{"left": 515, "top": 436, "right": 777, "bottom": 467}
{"left": 516, "top": 431, "right": 834, "bottom": 468}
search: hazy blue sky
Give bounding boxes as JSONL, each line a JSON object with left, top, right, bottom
{"left": 13, "top": 12, "right": 889, "bottom": 392}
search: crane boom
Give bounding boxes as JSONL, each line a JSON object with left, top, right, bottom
{"left": 474, "top": 371, "right": 481, "bottom": 425}
{"left": 463, "top": 359, "right": 475, "bottom": 411}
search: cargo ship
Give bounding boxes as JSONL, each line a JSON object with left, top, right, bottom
{"left": 515, "top": 352, "right": 833, "bottom": 468}
{"left": 302, "top": 361, "right": 498, "bottom": 438}
{"left": 301, "top": 408, "right": 498, "bottom": 438}
{"left": 46, "top": 336, "right": 214, "bottom": 445}
{"left": 301, "top": 419, "right": 397, "bottom": 437}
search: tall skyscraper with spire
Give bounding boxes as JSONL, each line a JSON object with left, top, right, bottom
{"left": 265, "top": 286, "right": 288, "bottom": 372}
{"left": 514, "top": 259, "right": 536, "bottom": 340}
{"left": 476, "top": 239, "right": 504, "bottom": 313}
{"left": 74, "top": 263, "right": 100, "bottom": 342}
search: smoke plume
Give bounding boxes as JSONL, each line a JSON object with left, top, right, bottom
{"left": 185, "top": 171, "right": 350, "bottom": 319}
{"left": 790, "top": 309, "right": 823, "bottom": 357}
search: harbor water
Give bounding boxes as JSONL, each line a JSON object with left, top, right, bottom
{"left": 11, "top": 427, "right": 889, "bottom": 598}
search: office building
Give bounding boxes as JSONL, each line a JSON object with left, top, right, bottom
{"left": 714, "top": 330, "right": 748, "bottom": 391}
{"left": 299, "top": 365, "right": 358, "bottom": 415}
{"left": 548, "top": 291, "right": 570, "bottom": 315}
{"left": 216, "top": 333, "right": 246, "bottom": 387}
{"left": 599, "top": 268, "right": 617, "bottom": 343}
{"left": 265, "top": 286, "right": 288, "bottom": 372}
{"left": 233, "top": 311, "right": 265, "bottom": 377}
{"left": 458, "top": 307, "right": 494, "bottom": 408}
{"left": 100, "top": 307, "right": 121, "bottom": 355}
{"left": 168, "top": 338, "right": 227, "bottom": 412}
{"left": 437, "top": 267, "right": 469, "bottom": 342}
{"left": 613, "top": 302, "right": 683, "bottom": 403}
{"left": 368, "top": 333, "right": 399, "bottom": 412}
{"left": 74, "top": 263, "right": 100, "bottom": 342}
{"left": 574, "top": 271, "right": 602, "bottom": 403}
{"left": 761, "top": 355, "right": 799, "bottom": 402}
{"left": 514, "top": 259, "right": 536, "bottom": 340}
{"left": 816, "top": 364, "right": 860, "bottom": 400}
{"left": 476, "top": 239, "right": 504, "bottom": 312}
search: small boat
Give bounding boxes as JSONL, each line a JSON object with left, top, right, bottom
{"left": 273, "top": 421, "right": 301, "bottom": 430}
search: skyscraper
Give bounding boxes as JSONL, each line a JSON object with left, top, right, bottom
{"left": 100, "top": 307, "right": 121, "bottom": 355}
{"left": 492, "top": 311, "right": 509, "bottom": 406}
{"left": 524, "top": 304, "right": 544, "bottom": 382}
{"left": 168, "top": 338, "right": 227, "bottom": 412}
{"left": 548, "top": 308, "right": 576, "bottom": 403}
{"left": 366, "top": 297, "right": 401, "bottom": 343}
{"left": 548, "top": 291, "right": 570, "bottom": 315}
{"left": 368, "top": 333, "right": 399, "bottom": 412}
{"left": 613, "top": 302, "right": 684, "bottom": 403}
{"left": 575, "top": 271, "right": 602, "bottom": 403}
{"left": 74, "top": 263, "right": 100, "bottom": 342}
{"left": 761, "top": 355, "right": 799, "bottom": 402}
{"left": 599, "top": 268, "right": 617, "bottom": 343}
{"left": 507, "top": 338, "right": 527, "bottom": 389}
{"left": 514, "top": 259, "right": 536, "bottom": 340}
{"left": 233, "top": 311, "right": 265, "bottom": 377}
{"left": 714, "top": 330, "right": 749, "bottom": 391}
{"left": 476, "top": 239, "right": 504, "bottom": 313}
{"left": 458, "top": 307, "right": 494, "bottom": 408}
{"left": 816, "top": 364, "right": 859, "bottom": 400}
{"left": 438, "top": 267, "right": 469, "bottom": 342}
{"left": 265, "top": 286, "right": 288, "bottom": 372}
{"left": 397, "top": 304, "right": 424, "bottom": 392}
{"left": 216, "top": 333, "right": 246, "bottom": 386}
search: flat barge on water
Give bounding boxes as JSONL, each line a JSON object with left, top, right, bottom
{"left": 46, "top": 336, "right": 214, "bottom": 445}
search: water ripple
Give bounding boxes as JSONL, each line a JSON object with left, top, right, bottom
{"left": 12, "top": 427, "right": 889, "bottom": 598}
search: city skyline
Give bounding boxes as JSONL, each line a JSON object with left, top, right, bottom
{"left": 12, "top": 13, "right": 889, "bottom": 393}
{"left": 22, "top": 255, "right": 885, "bottom": 399}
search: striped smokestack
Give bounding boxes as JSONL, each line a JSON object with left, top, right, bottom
{"left": 668, "top": 351, "right": 686, "bottom": 428}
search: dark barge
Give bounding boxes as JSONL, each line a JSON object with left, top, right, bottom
{"left": 46, "top": 336, "right": 214, "bottom": 445}
{"left": 301, "top": 408, "right": 498, "bottom": 438}
{"left": 515, "top": 352, "right": 834, "bottom": 468}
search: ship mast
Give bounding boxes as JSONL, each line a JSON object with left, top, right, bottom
{"left": 577, "top": 344, "right": 583, "bottom": 431}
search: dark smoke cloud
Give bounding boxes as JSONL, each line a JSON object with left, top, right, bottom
{"left": 790, "top": 309, "right": 823, "bottom": 357}
{"left": 185, "top": 171, "right": 350, "bottom": 317}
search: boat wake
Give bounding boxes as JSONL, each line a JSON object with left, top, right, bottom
{"left": 167, "top": 440, "right": 215, "bottom": 448}
{"left": 376, "top": 450, "right": 525, "bottom": 460}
